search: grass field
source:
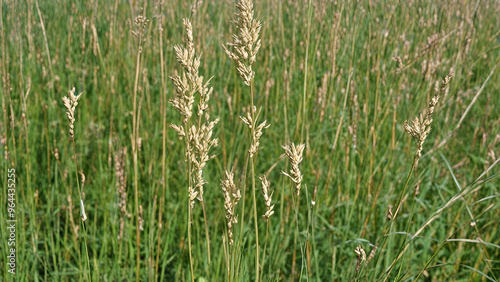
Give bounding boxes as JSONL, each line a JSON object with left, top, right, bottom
{"left": 1, "top": 0, "right": 500, "bottom": 281}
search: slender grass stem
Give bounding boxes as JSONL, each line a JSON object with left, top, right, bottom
{"left": 251, "top": 158, "right": 259, "bottom": 281}
{"left": 188, "top": 204, "right": 194, "bottom": 282}
{"left": 236, "top": 155, "right": 249, "bottom": 279}
{"left": 260, "top": 219, "right": 269, "bottom": 282}
{"left": 132, "top": 36, "right": 143, "bottom": 282}
{"left": 250, "top": 79, "right": 260, "bottom": 281}
{"left": 201, "top": 200, "right": 211, "bottom": 266}
{"left": 72, "top": 139, "right": 91, "bottom": 281}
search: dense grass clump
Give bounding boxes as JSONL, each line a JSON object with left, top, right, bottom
{"left": 0, "top": 0, "right": 499, "bottom": 281}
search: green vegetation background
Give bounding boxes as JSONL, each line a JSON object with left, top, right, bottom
{"left": 0, "top": 0, "right": 499, "bottom": 280}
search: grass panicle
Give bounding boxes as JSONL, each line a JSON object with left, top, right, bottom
{"left": 281, "top": 143, "right": 306, "bottom": 196}
{"left": 221, "top": 170, "right": 242, "bottom": 245}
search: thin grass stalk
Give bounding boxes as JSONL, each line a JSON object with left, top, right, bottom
{"left": 300, "top": 0, "right": 313, "bottom": 142}
{"left": 250, "top": 79, "right": 260, "bottom": 281}
{"left": 117, "top": 229, "right": 123, "bottom": 266}
{"left": 188, "top": 201, "right": 194, "bottom": 282}
{"left": 63, "top": 87, "right": 91, "bottom": 280}
{"left": 236, "top": 155, "right": 250, "bottom": 279}
{"left": 370, "top": 156, "right": 415, "bottom": 279}
{"left": 311, "top": 200, "right": 319, "bottom": 277}
{"left": 21, "top": 49, "right": 39, "bottom": 281}
{"left": 260, "top": 219, "right": 269, "bottom": 282}
{"left": 394, "top": 187, "right": 419, "bottom": 280}
{"left": 180, "top": 117, "right": 194, "bottom": 281}
{"left": 72, "top": 139, "right": 91, "bottom": 281}
{"left": 293, "top": 192, "right": 305, "bottom": 280}
{"left": 304, "top": 185, "right": 312, "bottom": 278}
{"left": 392, "top": 159, "right": 416, "bottom": 220}
{"left": 183, "top": 118, "right": 194, "bottom": 282}
{"left": 35, "top": 0, "right": 53, "bottom": 84}
{"left": 156, "top": 1, "right": 167, "bottom": 276}
{"left": 131, "top": 16, "right": 146, "bottom": 281}
{"left": 222, "top": 235, "right": 230, "bottom": 282}
{"left": 201, "top": 201, "right": 211, "bottom": 266}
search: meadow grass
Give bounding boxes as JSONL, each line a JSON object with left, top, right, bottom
{"left": 0, "top": 0, "right": 499, "bottom": 281}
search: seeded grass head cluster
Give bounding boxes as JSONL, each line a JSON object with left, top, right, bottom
{"left": 62, "top": 87, "right": 82, "bottom": 138}
{"left": 170, "top": 18, "right": 219, "bottom": 207}
{"left": 220, "top": 171, "right": 241, "bottom": 245}
{"left": 404, "top": 68, "right": 454, "bottom": 166}
{"left": 222, "top": 0, "right": 262, "bottom": 85}
{"left": 260, "top": 175, "right": 274, "bottom": 219}
{"left": 281, "top": 143, "right": 306, "bottom": 196}
{"left": 240, "top": 106, "right": 270, "bottom": 157}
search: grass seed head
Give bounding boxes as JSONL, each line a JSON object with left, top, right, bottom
{"left": 62, "top": 87, "right": 82, "bottom": 138}
{"left": 354, "top": 245, "right": 367, "bottom": 273}
{"left": 241, "top": 106, "right": 270, "bottom": 157}
{"left": 281, "top": 143, "right": 305, "bottom": 196}
{"left": 223, "top": 0, "right": 262, "bottom": 85}
{"left": 260, "top": 175, "right": 274, "bottom": 219}
{"left": 220, "top": 171, "right": 241, "bottom": 245}
{"left": 403, "top": 68, "right": 453, "bottom": 166}
{"left": 138, "top": 205, "right": 144, "bottom": 231}
{"left": 170, "top": 18, "right": 220, "bottom": 206}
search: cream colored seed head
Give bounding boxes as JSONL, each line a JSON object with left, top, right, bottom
{"left": 170, "top": 18, "right": 220, "bottom": 208}
{"left": 240, "top": 106, "right": 270, "bottom": 157}
{"left": 260, "top": 175, "right": 274, "bottom": 219}
{"left": 220, "top": 171, "right": 241, "bottom": 245}
{"left": 403, "top": 68, "right": 453, "bottom": 166}
{"left": 62, "top": 87, "right": 82, "bottom": 138}
{"left": 223, "top": 0, "right": 262, "bottom": 86}
{"left": 138, "top": 205, "right": 144, "bottom": 231}
{"left": 281, "top": 143, "right": 305, "bottom": 196}
{"left": 132, "top": 12, "right": 149, "bottom": 39}
{"left": 354, "top": 245, "right": 367, "bottom": 273}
